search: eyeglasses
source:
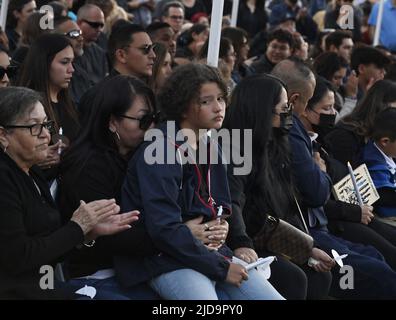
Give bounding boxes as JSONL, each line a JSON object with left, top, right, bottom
{"left": 125, "top": 43, "right": 156, "bottom": 55}
{"left": 118, "top": 112, "right": 159, "bottom": 130}
{"left": 82, "top": 19, "right": 104, "bottom": 29}
{"left": 64, "top": 29, "right": 82, "bottom": 39}
{"left": 169, "top": 15, "right": 184, "bottom": 20}
{"left": 4, "top": 120, "right": 54, "bottom": 136}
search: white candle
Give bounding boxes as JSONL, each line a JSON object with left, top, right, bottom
{"left": 58, "top": 127, "right": 63, "bottom": 155}
{"left": 207, "top": 0, "right": 225, "bottom": 67}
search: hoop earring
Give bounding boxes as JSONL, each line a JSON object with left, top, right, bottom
{"left": 110, "top": 128, "right": 121, "bottom": 141}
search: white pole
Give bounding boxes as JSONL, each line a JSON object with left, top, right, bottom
{"left": 231, "top": 0, "right": 240, "bottom": 27}
{"left": 0, "top": 0, "right": 9, "bottom": 32}
{"left": 373, "top": 0, "right": 385, "bottom": 46}
{"left": 207, "top": 0, "right": 224, "bottom": 67}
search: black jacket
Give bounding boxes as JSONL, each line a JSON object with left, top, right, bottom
{"left": 58, "top": 146, "right": 157, "bottom": 278}
{"left": 251, "top": 54, "right": 276, "bottom": 75}
{"left": 324, "top": 122, "right": 366, "bottom": 168}
{"left": 0, "top": 152, "right": 84, "bottom": 299}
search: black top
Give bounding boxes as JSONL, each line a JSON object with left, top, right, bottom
{"left": 323, "top": 122, "right": 366, "bottom": 168}
{"left": 52, "top": 101, "right": 80, "bottom": 143}
{"left": 184, "top": 0, "right": 208, "bottom": 21}
{"left": 5, "top": 28, "right": 20, "bottom": 55}
{"left": 0, "top": 151, "right": 84, "bottom": 299}
{"left": 58, "top": 146, "right": 157, "bottom": 278}
{"left": 251, "top": 54, "right": 276, "bottom": 75}
{"left": 237, "top": 2, "right": 268, "bottom": 38}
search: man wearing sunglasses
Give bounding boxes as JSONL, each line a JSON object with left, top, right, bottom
{"left": 77, "top": 4, "right": 105, "bottom": 46}
{"left": 72, "top": 5, "right": 108, "bottom": 103}
{"left": 78, "top": 23, "right": 156, "bottom": 121}
{"left": 55, "top": 17, "right": 84, "bottom": 57}
{"left": 0, "top": 47, "right": 10, "bottom": 88}
{"left": 108, "top": 23, "right": 156, "bottom": 80}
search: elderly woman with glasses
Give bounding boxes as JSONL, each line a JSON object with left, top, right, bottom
{"left": 0, "top": 87, "right": 138, "bottom": 299}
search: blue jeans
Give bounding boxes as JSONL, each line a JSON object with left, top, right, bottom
{"left": 150, "top": 268, "right": 285, "bottom": 300}
{"left": 67, "top": 276, "right": 161, "bottom": 300}
{"left": 311, "top": 229, "right": 396, "bottom": 299}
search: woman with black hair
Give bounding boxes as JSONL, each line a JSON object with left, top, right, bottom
{"left": 18, "top": 33, "right": 79, "bottom": 170}
{"left": 301, "top": 76, "right": 396, "bottom": 271}
{"left": 6, "top": 0, "right": 37, "bottom": 54}
{"left": 312, "top": 52, "right": 355, "bottom": 117}
{"left": 223, "top": 74, "right": 334, "bottom": 300}
{"left": 174, "top": 23, "right": 209, "bottom": 65}
{"left": 59, "top": 75, "right": 161, "bottom": 299}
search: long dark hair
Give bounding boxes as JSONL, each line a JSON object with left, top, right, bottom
{"left": 223, "top": 74, "right": 297, "bottom": 220}
{"left": 60, "top": 75, "right": 156, "bottom": 175}
{"left": 148, "top": 42, "right": 169, "bottom": 94}
{"left": 340, "top": 80, "right": 396, "bottom": 137}
{"left": 6, "top": 0, "right": 33, "bottom": 28}
{"left": 17, "top": 33, "right": 78, "bottom": 131}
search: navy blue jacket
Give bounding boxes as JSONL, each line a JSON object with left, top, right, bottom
{"left": 115, "top": 123, "right": 232, "bottom": 287}
{"left": 289, "top": 114, "right": 332, "bottom": 229}
{"left": 361, "top": 140, "right": 396, "bottom": 217}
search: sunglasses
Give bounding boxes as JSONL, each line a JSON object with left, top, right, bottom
{"left": 0, "top": 66, "right": 8, "bottom": 79}
{"left": 82, "top": 19, "right": 104, "bottom": 29}
{"left": 125, "top": 43, "right": 157, "bottom": 55}
{"left": 118, "top": 112, "right": 160, "bottom": 130}
{"left": 64, "top": 29, "right": 82, "bottom": 39}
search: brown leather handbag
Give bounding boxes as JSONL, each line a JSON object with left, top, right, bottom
{"left": 253, "top": 198, "right": 314, "bottom": 265}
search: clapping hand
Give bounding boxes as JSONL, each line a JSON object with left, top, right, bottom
{"left": 88, "top": 210, "right": 140, "bottom": 239}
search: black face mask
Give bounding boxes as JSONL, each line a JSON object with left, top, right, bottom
{"left": 318, "top": 113, "right": 336, "bottom": 128}
{"left": 274, "top": 110, "right": 294, "bottom": 135}
{"left": 311, "top": 113, "right": 336, "bottom": 137}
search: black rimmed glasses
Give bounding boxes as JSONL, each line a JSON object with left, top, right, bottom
{"left": 3, "top": 120, "right": 54, "bottom": 136}
{"left": 82, "top": 19, "right": 104, "bottom": 29}
{"left": 125, "top": 43, "right": 157, "bottom": 55}
{"left": 118, "top": 112, "right": 159, "bottom": 130}
{"left": 65, "top": 29, "right": 82, "bottom": 39}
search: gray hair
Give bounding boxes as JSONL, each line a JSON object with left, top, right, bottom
{"left": 77, "top": 4, "right": 102, "bottom": 19}
{"left": 271, "top": 57, "right": 314, "bottom": 95}
{"left": 0, "top": 87, "right": 42, "bottom": 126}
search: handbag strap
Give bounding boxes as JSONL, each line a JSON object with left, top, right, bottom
{"left": 294, "top": 196, "right": 310, "bottom": 234}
